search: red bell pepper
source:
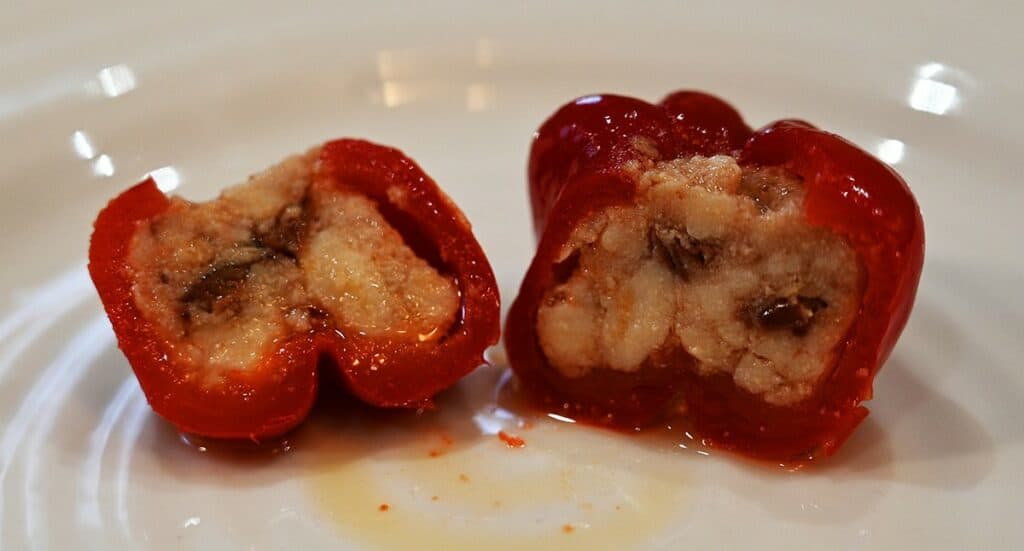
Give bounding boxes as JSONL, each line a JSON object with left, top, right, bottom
{"left": 507, "top": 91, "right": 924, "bottom": 461}
{"left": 89, "top": 139, "right": 500, "bottom": 440}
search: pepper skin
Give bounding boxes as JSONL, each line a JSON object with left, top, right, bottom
{"left": 506, "top": 91, "right": 924, "bottom": 461}
{"left": 89, "top": 139, "right": 500, "bottom": 440}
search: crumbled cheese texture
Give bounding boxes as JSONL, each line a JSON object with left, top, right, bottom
{"left": 536, "top": 155, "right": 862, "bottom": 406}
{"left": 128, "top": 148, "right": 459, "bottom": 378}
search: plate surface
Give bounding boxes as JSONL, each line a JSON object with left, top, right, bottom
{"left": 2, "top": 1, "right": 1022, "bottom": 549}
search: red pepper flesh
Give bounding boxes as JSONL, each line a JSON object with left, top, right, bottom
{"left": 89, "top": 139, "right": 500, "bottom": 440}
{"left": 507, "top": 91, "right": 925, "bottom": 461}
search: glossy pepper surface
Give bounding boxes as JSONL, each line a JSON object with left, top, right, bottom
{"left": 506, "top": 91, "right": 924, "bottom": 460}
{"left": 89, "top": 139, "right": 500, "bottom": 439}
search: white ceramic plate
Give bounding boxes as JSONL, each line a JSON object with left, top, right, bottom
{"left": 2, "top": 1, "right": 1022, "bottom": 549}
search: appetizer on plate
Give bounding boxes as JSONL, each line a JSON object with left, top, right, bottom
{"left": 89, "top": 139, "right": 500, "bottom": 439}
{"left": 506, "top": 91, "right": 924, "bottom": 461}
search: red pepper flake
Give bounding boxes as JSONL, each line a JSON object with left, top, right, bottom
{"left": 427, "top": 432, "right": 455, "bottom": 457}
{"left": 498, "top": 430, "right": 526, "bottom": 448}
{"left": 562, "top": 524, "right": 575, "bottom": 534}
{"left": 378, "top": 504, "right": 390, "bottom": 512}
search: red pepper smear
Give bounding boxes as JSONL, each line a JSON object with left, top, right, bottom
{"left": 89, "top": 139, "right": 500, "bottom": 440}
{"left": 506, "top": 92, "right": 924, "bottom": 461}
{"left": 497, "top": 430, "right": 526, "bottom": 448}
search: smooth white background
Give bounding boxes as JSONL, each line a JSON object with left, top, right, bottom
{"left": 1, "top": 1, "right": 1021, "bottom": 549}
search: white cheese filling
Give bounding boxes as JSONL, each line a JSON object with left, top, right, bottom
{"left": 536, "top": 155, "right": 862, "bottom": 406}
{"left": 128, "top": 148, "right": 459, "bottom": 377}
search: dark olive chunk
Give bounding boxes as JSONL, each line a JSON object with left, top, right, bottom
{"left": 182, "top": 261, "right": 257, "bottom": 314}
{"left": 751, "top": 295, "right": 828, "bottom": 336}
{"left": 254, "top": 204, "right": 307, "bottom": 259}
{"left": 650, "top": 225, "right": 718, "bottom": 280}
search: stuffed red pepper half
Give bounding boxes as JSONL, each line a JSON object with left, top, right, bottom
{"left": 506, "top": 91, "right": 924, "bottom": 461}
{"left": 89, "top": 139, "right": 500, "bottom": 439}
